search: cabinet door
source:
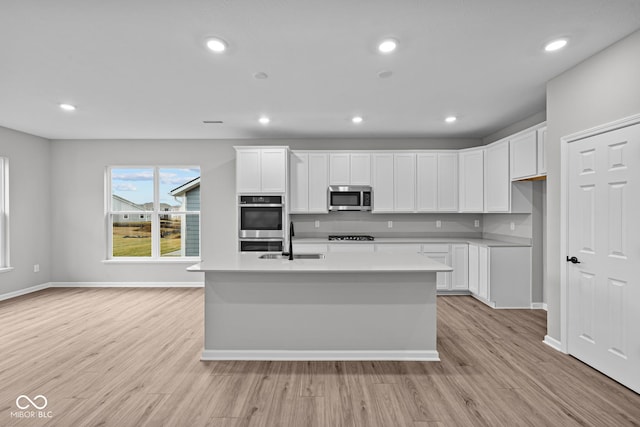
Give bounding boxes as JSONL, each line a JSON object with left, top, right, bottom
{"left": 510, "top": 131, "right": 537, "bottom": 179}
{"left": 261, "top": 149, "right": 287, "bottom": 193}
{"left": 372, "top": 153, "right": 394, "bottom": 212}
{"left": 468, "top": 244, "right": 479, "bottom": 295}
{"left": 485, "top": 141, "right": 510, "bottom": 212}
{"left": 289, "top": 152, "right": 309, "bottom": 213}
{"left": 437, "top": 153, "right": 459, "bottom": 211}
{"left": 416, "top": 153, "right": 437, "bottom": 212}
{"left": 308, "top": 153, "right": 329, "bottom": 213}
{"left": 329, "top": 153, "right": 350, "bottom": 185}
{"left": 394, "top": 153, "right": 416, "bottom": 212}
{"left": 451, "top": 244, "right": 469, "bottom": 290}
{"left": 328, "top": 243, "right": 375, "bottom": 252}
{"left": 350, "top": 153, "right": 371, "bottom": 185}
{"left": 479, "top": 246, "right": 489, "bottom": 300}
{"left": 423, "top": 252, "right": 451, "bottom": 290}
{"left": 459, "top": 149, "right": 484, "bottom": 212}
{"left": 236, "top": 149, "right": 262, "bottom": 193}
{"left": 537, "top": 127, "right": 547, "bottom": 175}
{"left": 375, "top": 244, "right": 421, "bottom": 253}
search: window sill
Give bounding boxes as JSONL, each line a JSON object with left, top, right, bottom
{"left": 102, "top": 258, "right": 201, "bottom": 265}
{"left": 0, "top": 267, "right": 14, "bottom": 274}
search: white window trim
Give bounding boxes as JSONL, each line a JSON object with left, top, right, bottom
{"left": 106, "top": 166, "right": 200, "bottom": 260}
{"left": 0, "top": 158, "right": 10, "bottom": 269}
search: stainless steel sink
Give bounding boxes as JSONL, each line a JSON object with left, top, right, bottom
{"left": 259, "top": 253, "right": 325, "bottom": 260}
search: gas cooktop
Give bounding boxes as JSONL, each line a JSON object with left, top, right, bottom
{"left": 328, "top": 235, "right": 375, "bottom": 241}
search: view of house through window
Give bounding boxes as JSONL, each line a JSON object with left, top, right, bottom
{"left": 109, "top": 167, "right": 200, "bottom": 258}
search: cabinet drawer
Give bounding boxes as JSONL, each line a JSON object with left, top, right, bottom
{"left": 329, "top": 243, "right": 375, "bottom": 253}
{"left": 375, "top": 244, "right": 421, "bottom": 253}
{"left": 421, "top": 244, "right": 450, "bottom": 253}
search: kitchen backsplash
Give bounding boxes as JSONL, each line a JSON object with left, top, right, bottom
{"left": 291, "top": 212, "right": 484, "bottom": 238}
{"left": 292, "top": 211, "right": 533, "bottom": 244}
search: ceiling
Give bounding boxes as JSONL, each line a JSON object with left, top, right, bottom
{"left": 1, "top": 0, "right": 640, "bottom": 140}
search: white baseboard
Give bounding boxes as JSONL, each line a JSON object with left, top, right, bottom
{"left": 531, "top": 302, "right": 546, "bottom": 310}
{"left": 543, "top": 335, "right": 565, "bottom": 353}
{"left": 201, "top": 349, "right": 440, "bottom": 361}
{"left": 0, "top": 282, "right": 51, "bottom": 302}
{"left": 542, "top": 303, "right": 548, "bottom": 311}
{"left": 49, "top": 282, "right": 204, "bottom": 288}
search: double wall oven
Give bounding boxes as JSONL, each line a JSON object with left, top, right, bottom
{"left": 238, "top": 195, "right": 284, "bottom": 252}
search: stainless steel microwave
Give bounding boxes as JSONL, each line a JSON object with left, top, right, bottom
{"left": 328, "top": 185, "right": 372, "bottom": 211}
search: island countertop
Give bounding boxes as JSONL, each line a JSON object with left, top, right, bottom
{"left": 187, "top": 251, "right": 453, "bottom": 273}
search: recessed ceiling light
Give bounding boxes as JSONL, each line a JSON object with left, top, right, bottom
{"left": 378, "top": 39, "right": 397, "bottom": 54}
{"left": 59, "top": 103, "right": 76, "bottom": 111}
{"left": 259, "top": 116, "right": 270, "bottom": 125}
{"left": 206, "top": 37, "right": 227, "bottom": 53}
{"left": 445, "top": 116, "right": 457, "bottom": 123}
{"left": 544, "top": 38, "right": 568, "bottom": 52}
{"left": 352, "top": 116, "right": 364, "bottom": 124}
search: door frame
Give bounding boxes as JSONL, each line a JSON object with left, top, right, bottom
{"left": 559, "top": 112, "right": 640, "bottom": 354}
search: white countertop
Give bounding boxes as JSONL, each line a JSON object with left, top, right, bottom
{"left": 188, "top": 251, "right": 453, "bottom": 273}
{"left": 294, "top": 237, "right": 530, "bottom": 247}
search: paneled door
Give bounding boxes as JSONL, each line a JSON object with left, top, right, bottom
{"left": 567, "top": 122, "right": 640, "bottom": 393}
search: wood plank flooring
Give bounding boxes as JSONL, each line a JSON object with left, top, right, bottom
{"left": 0, "top": 288, "right": 638, "bottom": 426}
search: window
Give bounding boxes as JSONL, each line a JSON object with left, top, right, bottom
{"left": 0, "top": 158, "right": 9, "bottom": 268}
{"left": 108, "top": 167, "right": 200, "bottom": 259}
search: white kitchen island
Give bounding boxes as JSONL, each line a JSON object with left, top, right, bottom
{"left": 188, "top": 251, "right": 452, "bottom": 361}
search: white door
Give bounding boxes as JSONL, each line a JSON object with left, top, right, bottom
{"left": 567, "top": 123, "right": 640, "bottom": 393}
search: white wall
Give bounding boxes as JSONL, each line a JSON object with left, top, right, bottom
{"left": 546, "top": 29, "right": 640, "bottom": 340}
{"left": 50, "top": 137, "right": 479, "bottom": 284}
{"left": 0, "top": 126, "right": 51, "bottom": 296}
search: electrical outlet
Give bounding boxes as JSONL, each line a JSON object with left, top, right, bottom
{"left": 474, "top": 220, "right": 480, "bottom": 228}
{"left": 510, "top": 222, "right": 515, "bottom": 231}
{"left": 33, "top": 264, "right": 40, "bottom": 273}
{"left": 436, "top": 220, "right": 442, "bottom": 228}
{"left": 314, "top": 220, "right": 320, "bottom": 228}
{"left": 387, "top": 221, "right": 393, "bottom": 228}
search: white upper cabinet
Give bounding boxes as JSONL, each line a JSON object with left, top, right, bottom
{"left": 289, "top": 151, "right": 309, "bottom": 213}
{"left": 394, "top": 153, "right": 416, "bottom": 212}
{"left": 329, "top": 153, "right": 350, "bottom": 184}
{"left": 236, "top": 148, "right": 262, "bottom": 193}
{"left": 437, "top": 153, "right": 459, "bottom": 212}
{"left": 308, "top": 153, "right": 329, "bottom": 212}
{"left": 484, "top": 140, "right": 510, "bottom": 212}
{"left": 459, "top": 148, "right": 484, "bottom": 212}
{"left": 416, "top": 152, "right": 458, "bottom": 212}
{"left": 416, "top": 153, "right": 437, "bottom": 212}
{"left": 329, "top": 152, "right": 371, "bottom": 185}
{"left": 510, "top": 131, "right": 538, "bottom": 180}
{"left": 290, "top": 151, "right": 329, "bottom": 213}
{"left": 537, "top": 126, "right": 547, "bottom": 175}
{"left": 236, "top": 147, "right": 288, "bottom": 193}
{"left": 350, "top": 153, "right": 372, "bottom": 185}
{"left": 372, "top": 153, "right": 415, "bottom": 213}
{"left": 372, "top": 153, "right": 394, "bottom": 212}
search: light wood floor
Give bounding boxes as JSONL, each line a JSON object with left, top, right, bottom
{"left": 1, "top": 288, "right": 639, "bottom": 426}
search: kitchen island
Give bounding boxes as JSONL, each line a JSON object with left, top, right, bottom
{"left": 188, "top": 251, "right": 452, "bottom": 361}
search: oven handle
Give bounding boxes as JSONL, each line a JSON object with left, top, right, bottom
{"left": 239, "top": 204, "right": 283, "bottom": 208}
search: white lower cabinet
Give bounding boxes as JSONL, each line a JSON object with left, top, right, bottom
{"left": 421, "top": 244, "right": 451, "bottom": 291}
{"left": 450, "top": 244, "right": 469, "bottom": 291}
{"left": 467, "top": 244, "right": 531, "bottom": 308}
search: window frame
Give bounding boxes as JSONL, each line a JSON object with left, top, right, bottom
{"left": 0, "top": 157, "right": 10, "bottom": 271}
{"left": 106, "top": 165, "right": 201, "bottom": 261}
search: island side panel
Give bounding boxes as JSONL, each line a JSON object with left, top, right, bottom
{"left": 202, "top": 271, "right": 438, "bottom": 360}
